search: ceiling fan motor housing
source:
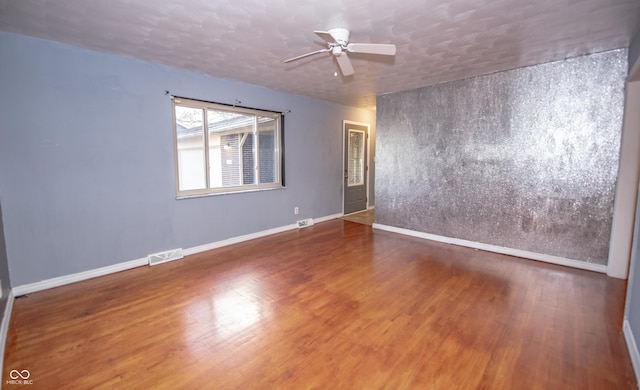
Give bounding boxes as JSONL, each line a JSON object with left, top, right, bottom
{"left": 328, "top": 27, "right": 350, "bottom": 45}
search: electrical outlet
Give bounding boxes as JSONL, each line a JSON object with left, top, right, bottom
{"left": 294, "top": 207, "right": 299, "bottom": 215}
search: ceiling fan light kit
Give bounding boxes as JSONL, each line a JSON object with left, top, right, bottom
{"left": 284, "top": 27, "right": 396, "bottom": 77}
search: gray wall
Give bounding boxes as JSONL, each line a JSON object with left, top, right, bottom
{"left": 629, "top": 28, "right": 640, "bottom": 73}
{"left": 0, "top": 32, "right": 374, "bottom": 287}
{"left": 376, "top": 49, "right": 627, "bottom": 265}
{"left": 0, "top": 196, "right": 12, "bottom": 314}
{"left": 625, "top": 181, "right": 640, "bottom": 358}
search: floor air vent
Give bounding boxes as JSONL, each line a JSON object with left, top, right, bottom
{"left": 297, "top": 218, "right": 315, "bottom": 228}
{"left": 147, "top": 248, "right": 184, "bottom": 266}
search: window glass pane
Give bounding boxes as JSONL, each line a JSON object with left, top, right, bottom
{"left": 348, "top": 130, "right": 365, "bottom": 187}
{"left": 175, "top": 106, "right": 206, "bottom": 191}
{"left": 242, "top": 133, "right": 256, "bottom": 185}
{"left": 208, "top": 110, "right": 254, "bottom": 187}
{"left": 258, "top": 117, "right": 277, "bottom": 184}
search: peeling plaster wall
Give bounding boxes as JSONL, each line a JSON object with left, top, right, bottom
{"left": 375, "top": 49, "right": 627, "bottom": 264}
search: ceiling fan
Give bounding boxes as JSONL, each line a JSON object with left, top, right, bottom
{"left": 284, "top": 28, "right": 396, "bottom": 76}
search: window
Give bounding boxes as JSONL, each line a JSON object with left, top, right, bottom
{"left": 347, "top": 129, "right": 366, "bottom": 187}
{"left": 172, "top": 97, "right": 284, "bottom": 197}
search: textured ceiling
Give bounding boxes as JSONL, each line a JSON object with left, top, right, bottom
{"left": 0, "top": 0, "right": 639, "bottom": 108}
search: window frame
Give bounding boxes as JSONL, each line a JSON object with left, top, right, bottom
{"left": 172, "top": 97, "right": 285, "bottom": 198}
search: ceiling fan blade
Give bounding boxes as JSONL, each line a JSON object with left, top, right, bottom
{"left": 335, "top": 53, "right": 354, "bottom": 76}
{"left": 314, "top": 30, "right": 337, "bottom": 44}
{"left": 284, "top": 48, "right": 329, "bottom": 63}
{"left": 347, "top": 43, "right": 396, "bottom": 56}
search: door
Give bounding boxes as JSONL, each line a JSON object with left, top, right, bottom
{"left": 343, "top": 121, "right": 368, "bottom": 214}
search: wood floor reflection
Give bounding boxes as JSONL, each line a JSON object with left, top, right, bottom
{"left": 4, "top": 220, "right": 636, "bottom": 389}
{"left": 342, "top": 208, "right": 374, "bottom": 225}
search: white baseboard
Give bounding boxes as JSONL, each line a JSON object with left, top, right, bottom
{"left": 183, "top": 213, "right": 342, "bottom": 256}
{"left": 13, "top": 257, "right": 148, "bottom": 296}
{"left": 372, "top": 223, "right": 607, "bottom": 274}
{"left": 316, "top": 213, "right": 344, "bottom": 223}
{"left": 13, "top": 213, "right": 344, "bottom": 296}
{"left": 182, "top": 224, "right": 297, "bottom": 256}
{"left": 0, "top": 290, "right": 15, "bottom": 376}
{"left": 624, "top": 319, "right": 640, "bottom": 385}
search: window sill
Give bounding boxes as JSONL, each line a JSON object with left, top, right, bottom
{"left": 176, "top": 185, "right": 285, "bottom": 200}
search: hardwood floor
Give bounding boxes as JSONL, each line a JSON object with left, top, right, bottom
{"left": 342, "top": 209, "right": 375, "bottom": 226}
{"left": 4, "top": 220, "right": 636, "bottom": 389}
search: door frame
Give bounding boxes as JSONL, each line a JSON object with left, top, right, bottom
{"left": 342, "top": 120, "right": 370, "bottom": 215}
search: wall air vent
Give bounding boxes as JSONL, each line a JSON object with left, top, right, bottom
{"left": 147, "top": 248, "right": 184, "bottom": 266}
{"left": 297, "top": 218, "right": 315, "bottom": 228}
